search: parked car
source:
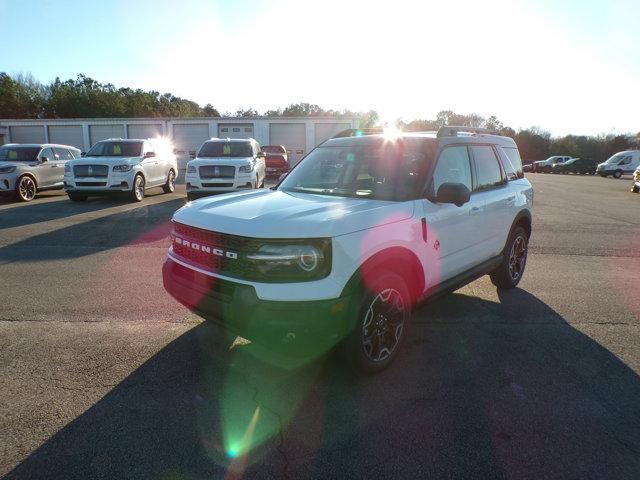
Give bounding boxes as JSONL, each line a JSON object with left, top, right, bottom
{"left": 0, "top": 143, "right": 81, "bottom": 201}
{"left": 551, "top": 157, "right": 598, "bottom": 175}
{"left": 185, "top": 138, "right": 266, "bottom": 201}
{"left": 64, "top": 138, "right": 177, "bottom": 202}
{"left": 532, "top": 156, "right": 572, "bottom": 173}
{"left": 262, "top": 145, "right": 289, "bottom": 176}
{"left": 522, "top": 163, "right": 533, "bottom": 173}
{"left": 596, "top": 151, "right": 640, "bottom": 178}
{"left": 631, "top": 166, "right": 640, "bottom": 193}
{"left": 163, "top": 126, "right": 533, "bottom": 373}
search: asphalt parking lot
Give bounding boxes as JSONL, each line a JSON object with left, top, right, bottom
{"left": 1, "top": 174, "right": 639, "bottom": 479}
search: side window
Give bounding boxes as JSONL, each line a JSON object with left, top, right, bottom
{"left": 501, "top": 147, "right": 523, "bottom": 180}
{"left": 39, "top": 147, "right": 55, "bottom": 162}
{"left": 432, "top": 146, "right": 472, "bottom": 193}
{"left": 619, "top": 156, "right": 631, "bottom": 165}
{"left": 54, "top": 147, "right": 74, "bottom": 161}
{"left": 471, "top": 145, "right": 504, "bottom": 191}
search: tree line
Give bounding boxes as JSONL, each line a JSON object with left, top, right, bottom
{"left": 1, "top": 72, "right": 638, "bottom": 162}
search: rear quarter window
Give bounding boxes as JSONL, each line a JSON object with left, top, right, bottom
{"left": 501, "top": 147, "right": 524, "bottom": 180}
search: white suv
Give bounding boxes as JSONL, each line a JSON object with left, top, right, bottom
{"left": 185, "top": 138, "right": 266, "bottom": 200}
{"left": 163, "top": 127, "right": 533, "bottom": 372}
{"left": 64, "top": 138, "right": 177, "bottom": 202}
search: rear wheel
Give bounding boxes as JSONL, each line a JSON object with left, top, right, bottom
{"left": 345, "top": 272, "right": 411, "bottom": 374}
{"left": 68, "top": 193, "right": 87, "bottom": 202}
{"left": 130, "top": 174, "right": 145, "bottom": 202}
{"left": 162, "top": 170, "right": 176, "bottom": 193}
{"left": 490, "top": 226, "right": 529, "bottom": 289}
{"left": 613, "top": 170, "right": 623, "bottom": 179}
{"left": 16, "top": 175, "right": 37, "bottom": 202}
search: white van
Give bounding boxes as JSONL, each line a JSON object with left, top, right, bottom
{"left": 596, "top": 151, "right": 640, "bottom": 178}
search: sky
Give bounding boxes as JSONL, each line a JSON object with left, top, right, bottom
{"left": 2, "top": 0, "right": 639, "bottom": 136}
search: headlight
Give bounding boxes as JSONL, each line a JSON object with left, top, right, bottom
{"left": 64, "top": 164, "right": 71, "bottom": 173}
{"left": 113, "top": 164, "right": 132, "bottom": 172}
{"left": 245, "top": 240, "right": 331, "bottom": 281}
{"left": 187, "top": 165, "right": 196, "bottom": 174}
{"left": 0, "top": 166, "right": 16, "bottom": 174}
{"left": 239, "top": 163, "right": 254, "bottom": 173}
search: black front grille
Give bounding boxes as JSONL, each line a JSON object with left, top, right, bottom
{"left": 171, "top": 222, "right": 259, "bottom": 279}
{"left": 202, "top": 183, "right": 233, "bottom": 188}
{"left": 199, "top": 165, "right": 235, "bottom": 179}
{"left": 74, "top": 165, "right": 109, "bottom": 178}
{"left": 77, "top": 182, "right": 107, "bottom": 187}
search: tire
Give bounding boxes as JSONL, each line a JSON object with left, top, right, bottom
{"left": 490, "top": 226, "right": 529, "bottom": 290}
{"left": 68, "top": 193, "right": 87, "bottom": 202}
{"left": 345, "top": 272, "right": 411, "bottom": 374}
{"left": 162, "top": 170, "right": 176, "bottom": 194}
{"left": 15, "top": 175, "right": 37, "bottom": 202}
{"left": 130, "top": 174, "right": 145, "bottom": 202}
{"left": 613, "top": 170, "right": 622, "bottom": 179}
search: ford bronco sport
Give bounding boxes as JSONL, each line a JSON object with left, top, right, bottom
{"left": 163, "top": 126, "right": 533, "bottom": 373}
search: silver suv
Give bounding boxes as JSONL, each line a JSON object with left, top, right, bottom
{"left": 0, "top": 143, "right": 81, "bottom": 202}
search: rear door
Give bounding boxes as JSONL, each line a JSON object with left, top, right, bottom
{"left": 469, "top": 145, "right": 511, "bottom": 259}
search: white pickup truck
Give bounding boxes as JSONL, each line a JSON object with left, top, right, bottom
{"left": 532, "top": 155, "right": 573, "bottom": 173}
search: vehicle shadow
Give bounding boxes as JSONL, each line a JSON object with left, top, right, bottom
{"left": 0, "top": 190, "right": 178, "bottom": 231}
{"left": 0, "top": 197, "right": 185, "bottom": 263}
{"left": 4, "top": 289, "right": 640, "bottom": 479}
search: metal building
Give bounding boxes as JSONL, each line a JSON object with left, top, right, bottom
{"left": 0, "top": 117, "right": 359, "bottom": 169}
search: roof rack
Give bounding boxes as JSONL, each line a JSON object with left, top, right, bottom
{"left": 332, "top": 127, "right": 384, "bottom": 138}
{"left": 436, "top": 126, "right": 494, "bottom": 138}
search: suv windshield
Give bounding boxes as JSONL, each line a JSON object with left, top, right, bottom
{"left": 0, "top": 146, "right": 40, "bottom": 162}
{"left": 199, "top": 141, "right": 254, "bottom": 158}
{"left": 86, "top": 141, "right": 143, "bottom": 157}
{"left": 279, "top": 138, "right": 434, "bottom": 201}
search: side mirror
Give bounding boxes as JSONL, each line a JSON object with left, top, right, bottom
{"left": 80, "top": 152, "right": 86, "bottom": 157}
{"left": 40, "top": 156, "right": 50, "bottom": 163}
{"left": 435, "top": 183, "right": 471, "bottom": 207}
{"left": 144, "top": 151, "right": 156, "bottom": 158}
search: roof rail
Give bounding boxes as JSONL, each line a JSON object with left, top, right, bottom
{"left": 436, "top": 126, "right": 494, "bottom": 138}
{"left": 332, "top": 127, "right": 384, "bottom": 138}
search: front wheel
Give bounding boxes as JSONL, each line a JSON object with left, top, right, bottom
{"left": 130, "top": 174, "right": 145, "bottom": 202}
{"left": 345, "top": 272, "right": 411, "bottom": 374}
{"left": 162, "top": 170, "right": 176, "bottom": 193}
{"left": 16, "top": 175, "right": 37, "bottom": 202}
{"left": 490, "top": 226, "right": 529, "bottom": 289}
{"left": 613, "top": 170, "right": 623, "bottom": 179}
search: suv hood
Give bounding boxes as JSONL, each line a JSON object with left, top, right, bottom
{"left": 189, "top": 157, "right": 253, "bottom": 167}
{"left": 70, "top": 156, "right": 141, "bottom": 165}
{"left": 173, "top": 189, "right": 415, "bottom": 238}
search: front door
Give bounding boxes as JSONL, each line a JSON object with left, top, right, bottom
{"left": 37, "top": 147, "right": 58, "bottom": 187}
{"left": 420, "top": 145, "right": 486, "bottom": 285}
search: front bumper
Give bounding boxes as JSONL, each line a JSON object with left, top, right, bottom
{"left": 0, "top": 174, "right": 18, "bottom": 193}
{"left": 64, "top": 172, "right": 133, "bottom": 193}
{"left": 162, "top": 257, "right": 354, "bottom": 359}
{"left": 185, "top": 173, "right": 255, "bottom": 192}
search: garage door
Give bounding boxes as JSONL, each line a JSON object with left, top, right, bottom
{"left": 89, "top": 124, "right": 125, "bottom": 146}
{"left": 269, "top": 123, "right": 307, "bottom": 166}
{"left": 128, "top": 123, "right": 163, "bottom": 140}
{"left": 9, "top": 126, "right": 46, "bottom": 144}
{"left": 48, "top": 125, "right": 84, "bottom": 149}
{"left": 218, "top": 124, "right": 253, "bottom": 140}
{"left": 172, "top": 124, "right": 209, "bottom": 156}
{"left": 314, "top": 123, "right": 351, "bottom": 146}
